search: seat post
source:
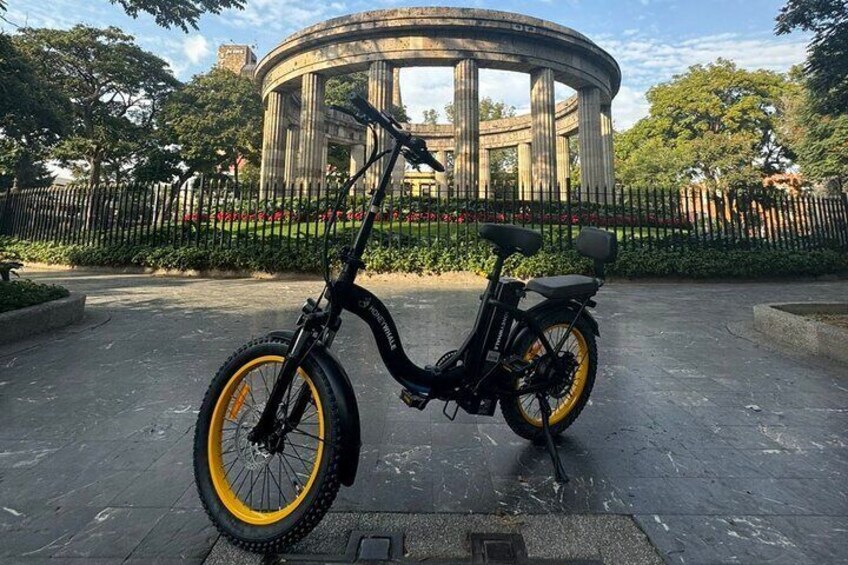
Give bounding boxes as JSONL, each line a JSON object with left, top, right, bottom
{"left": 487, "top": 249, "right": 507, "bottom": 284}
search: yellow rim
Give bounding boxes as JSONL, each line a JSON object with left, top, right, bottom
{"left": 208, "top": 355, "right": 325, "bottom": 526}
{"left": 518, "top": 324, "right": 589, "bottom": 426}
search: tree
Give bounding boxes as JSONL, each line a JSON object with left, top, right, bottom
{"left": 442, "top": 97, "right": 517, "bottom": 124}
{"left": 0, "top": 34, "right": 69, "bottom": 189}
{"left": 154, "top": 67, "right": 262, "bottom": 186}
{"left": 0, "top": 1, "right": 243, "bottom": 32}
{"left": 14, "top": 26, "right": 179, "bottom": 186}
{"left": 776, "top": 0, "right": 848, "bottom": 114}
{"left": 324, "top": 73, "right": 409, "bottom": 122}
{"left": 421, "top": 108, "right": 440, "bottom": 125}
{"left": 780, "top": 67, "right": 848, "bottom": 191}
{"left": 615, "top": 123, "right": 688, "bottom": 187}
{"left": 615, "top": 59, "right": 793, "bottom": 190}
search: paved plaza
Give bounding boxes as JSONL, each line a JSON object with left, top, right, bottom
{"left": 0, "top": 269, "right": 846, "bottom": 563}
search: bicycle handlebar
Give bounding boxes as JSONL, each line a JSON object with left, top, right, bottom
{"left": 337, "top": 95, "right": 444, "bottom": 173}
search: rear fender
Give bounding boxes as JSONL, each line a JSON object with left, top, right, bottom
{"left": 266, "top": 331, "right": 361, "bottom": 487}
{"left": 506, "top": 299, "right": 599, "bottom": 353}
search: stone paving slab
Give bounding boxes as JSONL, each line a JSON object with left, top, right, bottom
{"left": 0, "top": 271, "right": 846, "bottom": 563}
{"left": 204, "top": 512, "right": 662, "bottom": 564}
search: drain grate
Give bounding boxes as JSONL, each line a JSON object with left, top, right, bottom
{"left": 471, "top": 534, "right": 527, "bottom": 564}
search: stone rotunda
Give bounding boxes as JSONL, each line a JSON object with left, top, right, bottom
{"left": 254, "top": 8, "right": 621, "bottom": 200}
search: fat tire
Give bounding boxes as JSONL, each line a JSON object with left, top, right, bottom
{"left": 193, "top": 337, "right": 342, "bottom": 553}
{"left": 501, "top": 311, "right": 597, "bottom": 441}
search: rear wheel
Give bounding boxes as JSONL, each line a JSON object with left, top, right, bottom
{"left": 501, "top": 311, "right": 597, "bottom": 441}
{"left": 193, "top": 337, "right": 342, "bottom": 553}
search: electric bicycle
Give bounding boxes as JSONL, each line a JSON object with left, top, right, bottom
{"left": 193, "top": 95, "right": 618, "bottom": 553}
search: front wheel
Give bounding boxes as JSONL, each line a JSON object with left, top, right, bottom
{"left": 193, "top": 337, "right": 342, "bottom": 553}
{"left": 501, "top": 310, "right": 597, "bottom": 441}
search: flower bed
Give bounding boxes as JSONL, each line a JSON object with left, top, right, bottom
{"left": 0, "top": 279, "right": 70, "bottom": 313}
{"left": 182, "top": 209, "right": 691, "bottom": 229}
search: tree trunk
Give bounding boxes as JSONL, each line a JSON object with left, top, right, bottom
{"left": 85, "top": 155, "right": 103, "bottom": 230}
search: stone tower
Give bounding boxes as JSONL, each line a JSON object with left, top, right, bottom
{"left": 217, "top": 45, "right": 257, "bottom": 76}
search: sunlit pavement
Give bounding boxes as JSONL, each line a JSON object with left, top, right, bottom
{"left": 1, "top": 269, "right": 846, "bottom": 563}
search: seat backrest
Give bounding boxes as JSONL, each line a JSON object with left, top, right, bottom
{"left": 576, "top": 227, "right": 618, "bottom": 264}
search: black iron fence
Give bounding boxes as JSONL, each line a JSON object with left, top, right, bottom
{"left": 2, "top": 181, "right": 847, "bottom": 253}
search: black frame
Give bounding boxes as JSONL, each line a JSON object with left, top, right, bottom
{"left": 248, "top": 98, "right": 594, "bottom": 443}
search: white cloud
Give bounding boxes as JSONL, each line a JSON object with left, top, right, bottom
{"left": 225, "top": 0, "right": 349, "bottom": 32}
{"left": 394, "top": 31, "right": 805, "bottom": 131}
{"left": 597, "top": 32, "right": 808, "bottom": 129}
{"left": 183, "top": 34, "right": 211, "bottom": 65}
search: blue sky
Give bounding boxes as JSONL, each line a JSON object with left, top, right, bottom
{"left": 4, "top": 0, "right": 809, "bottom": 129}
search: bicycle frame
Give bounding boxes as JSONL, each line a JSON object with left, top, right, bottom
{"left": 250, "top": 126, "right": 566, "bottom": 442}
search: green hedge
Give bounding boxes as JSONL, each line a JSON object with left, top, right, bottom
{"left": 4, "top": 238, "right": 847, "bottom": 280}
{"left": 0, "top": 279, "right": 70, "bottom": 313}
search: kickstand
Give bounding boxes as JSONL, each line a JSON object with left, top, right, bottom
{"left": 537, "top": 393, "right": 569, "bottom": 484}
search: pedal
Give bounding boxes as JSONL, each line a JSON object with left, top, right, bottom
{"left": 501, "top": 355, "right": 532, "bottom": 375}
{"left": 400, "top": 389, "right": 428, "bottom": 410}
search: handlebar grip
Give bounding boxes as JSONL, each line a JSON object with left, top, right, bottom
{"left": 350, "top": 95, "right": 396, "bottom": 134}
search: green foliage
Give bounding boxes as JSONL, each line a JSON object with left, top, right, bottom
{"left": 421, "top": 108, "right": 440, "bottom": 125}
{"left": 779, "top": 68, "right": 848, "bottom": 191}
{"left": 442, "top": 97, "right": 517, "bottom": 124}
{"left": 0, "top": 1, "right": 243, "bottom": 32}
{"left": 776, "top": 0, "right": 848, "bottom": 115}
{"left": 6, "top": 237, "right": 847, "bottom": 280}
{"left": 325, "top": 73, "right": 409, "bottom": 122}
{"left": 155, "top": 67, "right": 262, "bottom": 184}
{"left": 0, "top": 35, "right": 69, "bottom": 190}
{"left": 615, "top": 59, "right": 792, "bottom": 190}
{"left": 325, "top": 73, "right": 368, "bottom": 109}
{"left": 0, "top": 279, "right": 69, "bottom": 313}
{"left": 110, "top": 0, "right": 245, "bottom": 31}
{"left": 14, "top": 26, "right": 179, "bottom": 186}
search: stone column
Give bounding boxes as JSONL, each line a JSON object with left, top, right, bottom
{"left": 284, "top": 125, "right": 299, "bottom": 190}
{"left": 296, "top": 73, "right": 326, "bottom": 193}
{"left": 453, "top": 59, "right": 479, "bottom": 198}
{"left": 392, "top": 67, "right": 403, "bottom": 110}
{"left": 517, "top": 142, "right": 532, "bottom": 200}
{"left": 260, "top": 91, "right": 287, "bottom": 200}
{"left": 578, "top": 87, "right": 604, "bottom": 199}
{"left": 366, "top": 60, "right": 394, "bottom": 189}
{"left": 349, "top": 144, "right": 366, "bottom": 190}
{"left": 556, "top": 135, "right": 571, "bottom": 198}
{"left": 434, "top": 150, "right": 448, "bottom": 194}
{"left": 479, "top": 148, "right": 491, "bottom": 198}
{"left": 600, "top": 104, "right": 615, "bottom": 190}
{"left": 530, "top": 68, "right": 557, "bottom": 201}
{"left": 390, "top": 66, "right": 406, "bottom": 189}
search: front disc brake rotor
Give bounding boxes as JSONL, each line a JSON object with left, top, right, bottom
{"left": 234, "top": 411, "right": 273, "bottom": 471}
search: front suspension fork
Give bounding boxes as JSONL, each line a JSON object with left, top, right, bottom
{"left": 248, "top": 327, "right": 314, "bottom": 445}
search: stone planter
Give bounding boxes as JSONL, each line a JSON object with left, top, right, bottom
{"left": 0, "top": 293, "right": 86, "bottom": 344}
{"left": 753, "top": 302, "right": 848, "bottom": 365}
